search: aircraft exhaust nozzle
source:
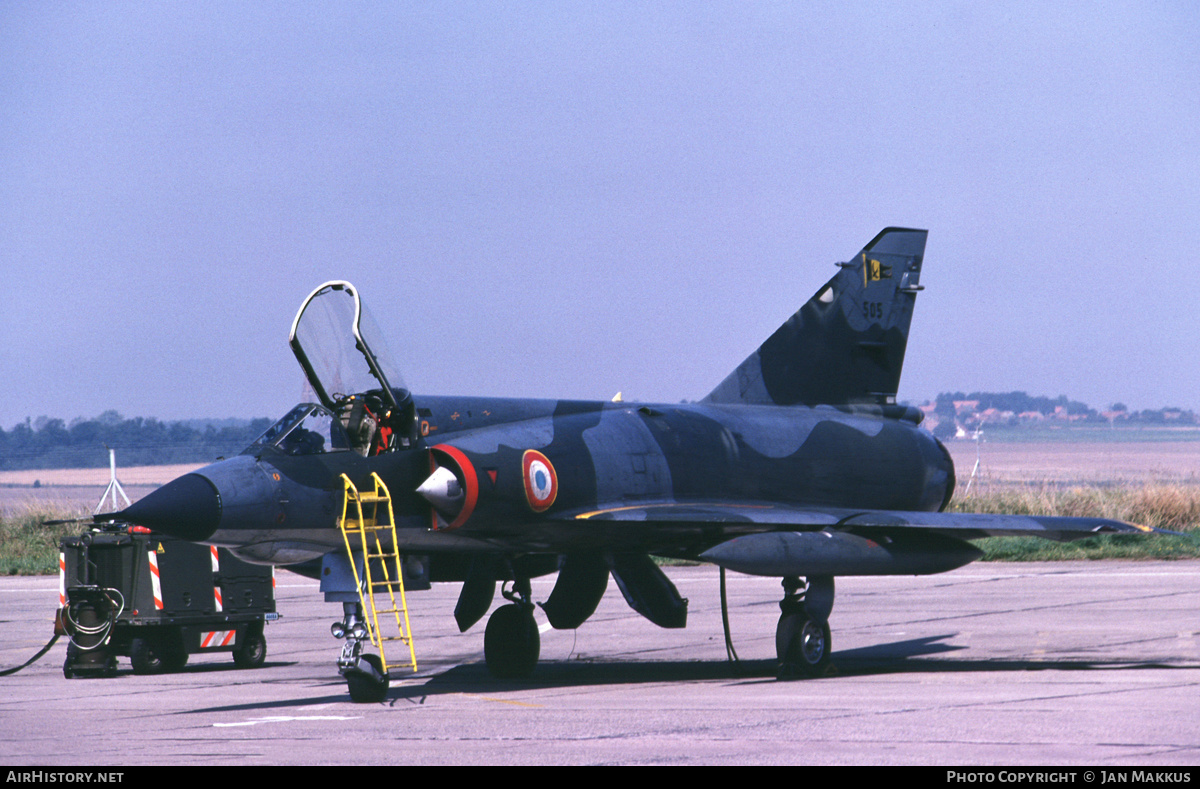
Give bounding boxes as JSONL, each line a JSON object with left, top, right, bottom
{"left": 417, "top": 466, "right": 465, "bottom": 517}
{"left": 700, "top": 530, "right": 982, "bottom": 577}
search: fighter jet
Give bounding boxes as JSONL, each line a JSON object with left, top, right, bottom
{"left": 105, "top": 227, "right": 1156, "bottom": 702}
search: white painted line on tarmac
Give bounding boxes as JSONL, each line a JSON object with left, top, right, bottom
{"left": 213, "top": 715, "right": 361, "bottom": 727}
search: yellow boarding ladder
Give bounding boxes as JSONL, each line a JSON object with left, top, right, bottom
{"left": 338, "top": 472, "right": 417, "bottom": 674}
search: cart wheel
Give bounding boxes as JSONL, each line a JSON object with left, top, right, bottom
{"left": 160, "top": 644, "right": 188, "bottom": 672}
{"left": 164, "top": 628, "right": 188, "bottom": 672}
{"left": 63, "top": 643, "right": 77, "bottom": 679}
{"left": 63, "top": 642, "right": 115, "bottom": 678}
{"left": 130, "top": 637, "right": 166, "bottom": 675}
{"left": 232, "top": 631, "right": 266, "bottom": 669}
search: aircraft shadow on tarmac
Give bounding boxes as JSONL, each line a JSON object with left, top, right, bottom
{"left": 185, "top": 632, "right": 1197, "bottom": 714}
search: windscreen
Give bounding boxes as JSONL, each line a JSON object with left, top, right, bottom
{"left": 245, "top": 404, "right": 351, "bottom": 455}
{"left": 288, "top": 282, "right": 405, "bottom": 409}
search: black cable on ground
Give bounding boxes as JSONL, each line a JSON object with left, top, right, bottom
{"left": 0, "top": 634, "right": 60, "bottom": 676}
{"left": 720, "top": 567, "right": 741, "bottom": 667}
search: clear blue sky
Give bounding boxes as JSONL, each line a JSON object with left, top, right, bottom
{"left": 2, "top": 2, "right": 1197, "bottom": 430}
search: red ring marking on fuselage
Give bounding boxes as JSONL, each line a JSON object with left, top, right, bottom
{"left": 430, "top": 444, "right": 479, "bottom": 530}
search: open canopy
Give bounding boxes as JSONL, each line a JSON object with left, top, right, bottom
{"left": 288, "top": 281, "right": 404, "bottom": 411}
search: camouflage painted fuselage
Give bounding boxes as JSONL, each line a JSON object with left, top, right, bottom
{"left": 411, "top": 396, "right": 953, "bottom": 548}
{"left": 180, "top": 394, "right": 952, "bottom": 566}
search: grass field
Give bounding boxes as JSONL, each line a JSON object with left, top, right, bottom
{"left": 950, "top": 483, "right": 1200, "bottom": 560}
{"left": 943, "top": 436, "right": 1200, "bottom": 560}
{"left": 944, "top": 439, "right": 1200, "bottom": 487}
{"left": 2, "top": 440, "right": 1197, "bottom": 574}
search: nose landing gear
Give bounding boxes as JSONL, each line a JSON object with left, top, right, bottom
{"left": 333, "top": 602, "right": 389, "bottom": 703}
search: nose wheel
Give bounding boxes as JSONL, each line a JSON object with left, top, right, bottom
{"left": 483, "top": 578, "right": 540, "bottom": 679}
{"left": 345, "top": 653, "right": 388, "bottom": 704}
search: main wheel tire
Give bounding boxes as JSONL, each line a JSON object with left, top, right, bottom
{"left": 232, "top": 631, "right": 266, "bottom": 669}
{"left": 484, "top": 604, "right": 540, "bottom": 679}
{"left": 346, "top": 654, "right": 389, "bottom": 703}
{"left": 776, "top": 615, "right": 831, "bottom": 680}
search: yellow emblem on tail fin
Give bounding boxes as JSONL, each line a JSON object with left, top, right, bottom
{"left": 863, "top": 253, "right": 893, "bottom": 285}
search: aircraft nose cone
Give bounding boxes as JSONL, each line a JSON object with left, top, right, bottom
{"left": 119, "top": 473, "right": 221, "bottom": 541}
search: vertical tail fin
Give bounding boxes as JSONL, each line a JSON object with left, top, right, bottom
{"left": 704, "top": 227, "right": 927, "bottom": 407}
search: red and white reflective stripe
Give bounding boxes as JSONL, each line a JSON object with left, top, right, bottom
{"left": 59, "top": 552, "right": 66, "bottom": 606}
{"left": 210, "top": 546, "right": 222, "bottom": 612}
{"left": 147, "top": 549, "right": 163, "bottom": 610}
{"left": 201, "top": 630, "right": 236, "bottom": 648}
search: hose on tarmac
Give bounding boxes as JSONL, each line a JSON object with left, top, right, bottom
{"left": 0, "top": 634, "right": 60, "bottom": 676}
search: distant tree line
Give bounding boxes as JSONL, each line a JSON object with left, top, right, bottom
{"left": 934, "top": 391, "right": 1096, "bottom": 418}
{"left": 0, "top": 411, "right": 273, "bottom": 471}
{"left": 930, "top": 391, "right": 1197, "bottom": 440}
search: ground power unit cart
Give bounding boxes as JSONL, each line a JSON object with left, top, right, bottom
{"left": 58, "top": 525, "right": 277, "bottom": 677}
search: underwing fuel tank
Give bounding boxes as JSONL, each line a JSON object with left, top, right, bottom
{"left": 699, "top": 530, "right": 983, "bottom": 577}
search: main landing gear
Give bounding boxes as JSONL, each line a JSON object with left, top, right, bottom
{"left": 775, "top": 575, "right": 834, "bottom": 680}
{"left": 483, "top": 577, "right": 540, "bottom": 679}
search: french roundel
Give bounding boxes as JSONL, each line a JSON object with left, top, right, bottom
{"left": 522, "top": 449, "right": 558, "bottom": 513}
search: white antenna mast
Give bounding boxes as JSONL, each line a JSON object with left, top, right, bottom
{"left": 95, "top": 445, "right": 131, "bottom": 513}
{"left": 963, "top": 425, "right": 984, "bottom": 496}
